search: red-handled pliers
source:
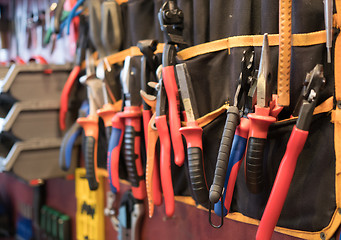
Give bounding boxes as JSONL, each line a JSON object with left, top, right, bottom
{"left": 256, "top": 64, "right": 326, "bottom": 240}
{"left": 59, "top": 17, "right": 88, "bottom": 130}
{"left": 158, "top": 1, "right": 187, "bottom": 167}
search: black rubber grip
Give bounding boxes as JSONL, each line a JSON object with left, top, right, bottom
{"left": 245, "top": 137, "right": 266, "bottom": 194}
{"left": 209, "top": 106, "right": 240, "bottom": 204}
{"left": 123, "top": 125, "right": 140, "bottom": 187}
{"left": 84, "top": 136, "right": 99, "bottom": 190}
{"left": 188, "top": 147, "right": 209, "bottom": 208}
{"left": 105, "top": 126, "right": 112, "bottom": 143}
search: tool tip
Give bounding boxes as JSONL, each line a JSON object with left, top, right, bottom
{"left": 327, "top": 48, "right": 332, "bottom": 63}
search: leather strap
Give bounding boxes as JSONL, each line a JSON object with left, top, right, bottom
{"left": 177, "top": 30, "right": 327, "bottom": 61}
{"left": 277, "top": 0, "right": 292, "bottom": 107}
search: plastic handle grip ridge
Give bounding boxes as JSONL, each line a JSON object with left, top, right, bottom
{"left": 108, "top": 115, "right": 124, "bottom": 193}
{"left": 123, "top": 118, "right": 146, "bottom": 200}
{"left": 180, "top": 124, "right": 209, "bottom": 208}
{"left": 209, "top": 106, "right": 240, "bottom": 204}
{"left": 84, "top": 136, "right": 99, "bottom": 190}
{"left": 256, "top": 126, "right": 308, "bottom": 240}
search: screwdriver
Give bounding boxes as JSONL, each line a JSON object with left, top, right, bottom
{"left": 324, "top": 0, "right": 333, "bottom": 63}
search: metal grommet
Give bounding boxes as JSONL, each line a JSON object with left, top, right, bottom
{"left": 337, "top": 100, "right": 341, "bottom": 109}
{"left": 320, "top": 232, "right": 326, "bottom": 240}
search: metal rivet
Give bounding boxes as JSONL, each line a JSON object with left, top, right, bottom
{"left": 337, "top": 101, "right": 341, "bottom": 109}
{"left": 338, "top": 208, "right": 341, "bottom": 214}
{"left": 320, "top": 232, "right": 326, "bottom": 240}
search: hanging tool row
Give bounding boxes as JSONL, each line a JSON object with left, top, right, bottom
{"left": 54, "top": 1, "right": 331, "bottom": 240}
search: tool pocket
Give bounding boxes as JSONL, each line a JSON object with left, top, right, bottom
{"left": 174, "top": 31, "right": 338, "bottom": 238}
{"left": 232, "top": 113, "right": 336, "bottom": 231}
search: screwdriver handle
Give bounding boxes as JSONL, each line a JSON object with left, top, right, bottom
{"left": 245, "top": 107, "right": 276, "bottom": 194}
{"left": 77, "top": 115, "right": 99, "bottom": 190}
{"left": 107, "top": 114, "right": 124, "bottom": 193}
{"left": 180, "top": 122, "right": 209, "bottom": 208}
{"left": 214, "top": 117, "right": 249, "bottom": 217}
{"left": 209, "top": 106, "right": 240, "bottom": 204}
{"left": 155, "top": 115, "right": 174, "bottom": 217}
{"left": 122, "top": 106, "right": 146, "bottom": 200}
{"left": 162, "top": 66, "right": 185, "bottom": 167}
{"left": 256, "top": 126, "right": 308, "bottom": 240}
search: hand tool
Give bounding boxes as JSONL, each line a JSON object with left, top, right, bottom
{"left": 96, "top": 59, "right": 119, "bottom": 142}
{"left": 278, "top": 0, "right": 292, "bottom": 106}
{"left": 120, "top": 56, "right": 146, "bottom": 200}
{"left": 245, "top": 33, "right": 276, "bottom": 194}
{"left": 158, "top": 0, "right": 186, "bottom": 167}
{"left": 256, "top": 64, "right": 325, "bottom": 240}
{"left": 59, "top": 15, "right": 88, "bottom": 131}
{"left": 154, "top": 68, "right": 175, "bottom": 217}
{"left": 59, "top": 101, "right": 89, "bottom": 171}
{"left": 88, "top": 0, "right": 106, "bottom": 58}
{"left": 107, "top": 113, "right": 124, "bottom": 194}
{"left": 101, "top": 0, "right": 123, "bottom": 56}
{"left": 209, "top": 50, "right": 255, "bottom": 222}
{"left": 324, "top": 0, "right": 333, "bottom": 63}
{"left": 137, "top": 39, "right": 159, "bottom": 150}
{"left": 77, "top": 51, "right": 105, "bottom": 190}
{"left": 140, "top": 80, "right": 166, "bottom": 217}
{"left": 104, "top": 191, "right": 120, "bottom": 232}
{"left": 137, "top": 40, "right": 162, "bottom": 207}
{"left": 117, "top": 191, "right": 144, "bottom": 240}
{"left": 176, "top": 63, "right": 209, "bottom": 209}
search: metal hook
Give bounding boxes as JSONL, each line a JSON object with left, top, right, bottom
{"left": 208, "top": 196, "right": 224, "bottom": 228}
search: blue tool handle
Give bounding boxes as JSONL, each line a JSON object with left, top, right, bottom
{"left": 108, "top": 125, "right": 123, "bottom": 193}
{"left": 214, "top": 134, "right": 247, "bottom": 217}
{"left": 209, "top": 106, "right": 240, "bottom": 204}
{"left": 59, "top": 122, "right": 82, "bottom": 171}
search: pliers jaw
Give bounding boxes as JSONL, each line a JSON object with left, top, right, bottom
{"left": 296, "top": 64, "right": 326, "bottom": 131}
{"left": 158, "top": 1, "right": 185, "bottom": 45}
{"left": 256, "top": 33, "right": 271, "bottom": 108}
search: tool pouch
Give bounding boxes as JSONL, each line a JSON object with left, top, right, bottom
{"left": 169, "top": 1, "right": 340, "bottom": 239}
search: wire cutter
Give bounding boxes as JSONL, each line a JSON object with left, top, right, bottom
{"left": 158, "top": 0, "right": 186, "bottom": 167}
{"left": 59, "top": 15, "right": 88, "bottom": 131}
{"left": 209, "top": 49, "right": 256, "bottom": 223}
{"left": 256, "top": 64, "right": 326, "bottom": 240}
{"left": 176, "top": 63, "right": 210, "bottom": 209}
{"left": 77, "top": 50, "right": 105, "bottom": 190}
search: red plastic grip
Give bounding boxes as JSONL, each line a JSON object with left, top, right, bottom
{"left": 162, "top": 66, "right": 185, "bottom": 166}
{"left": 179, "top": 121, "right": 203, "bottom": 149}
{"left": 247, "top": 106, "right": 276, "bottom": 139}
{"left": 256, "top": 126, "right": 308, "bottom": 240}
{"left": 60, "top": 66, "right": 81, "bottom": 130}
{"left": 123, "top": 106, "right": 146, "bottom": 200}
{"left": 110, "top": 114, "right": 125, "bottom": 192}
{"left": 155, "top": 115, "right": 174, "bottom": 217}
